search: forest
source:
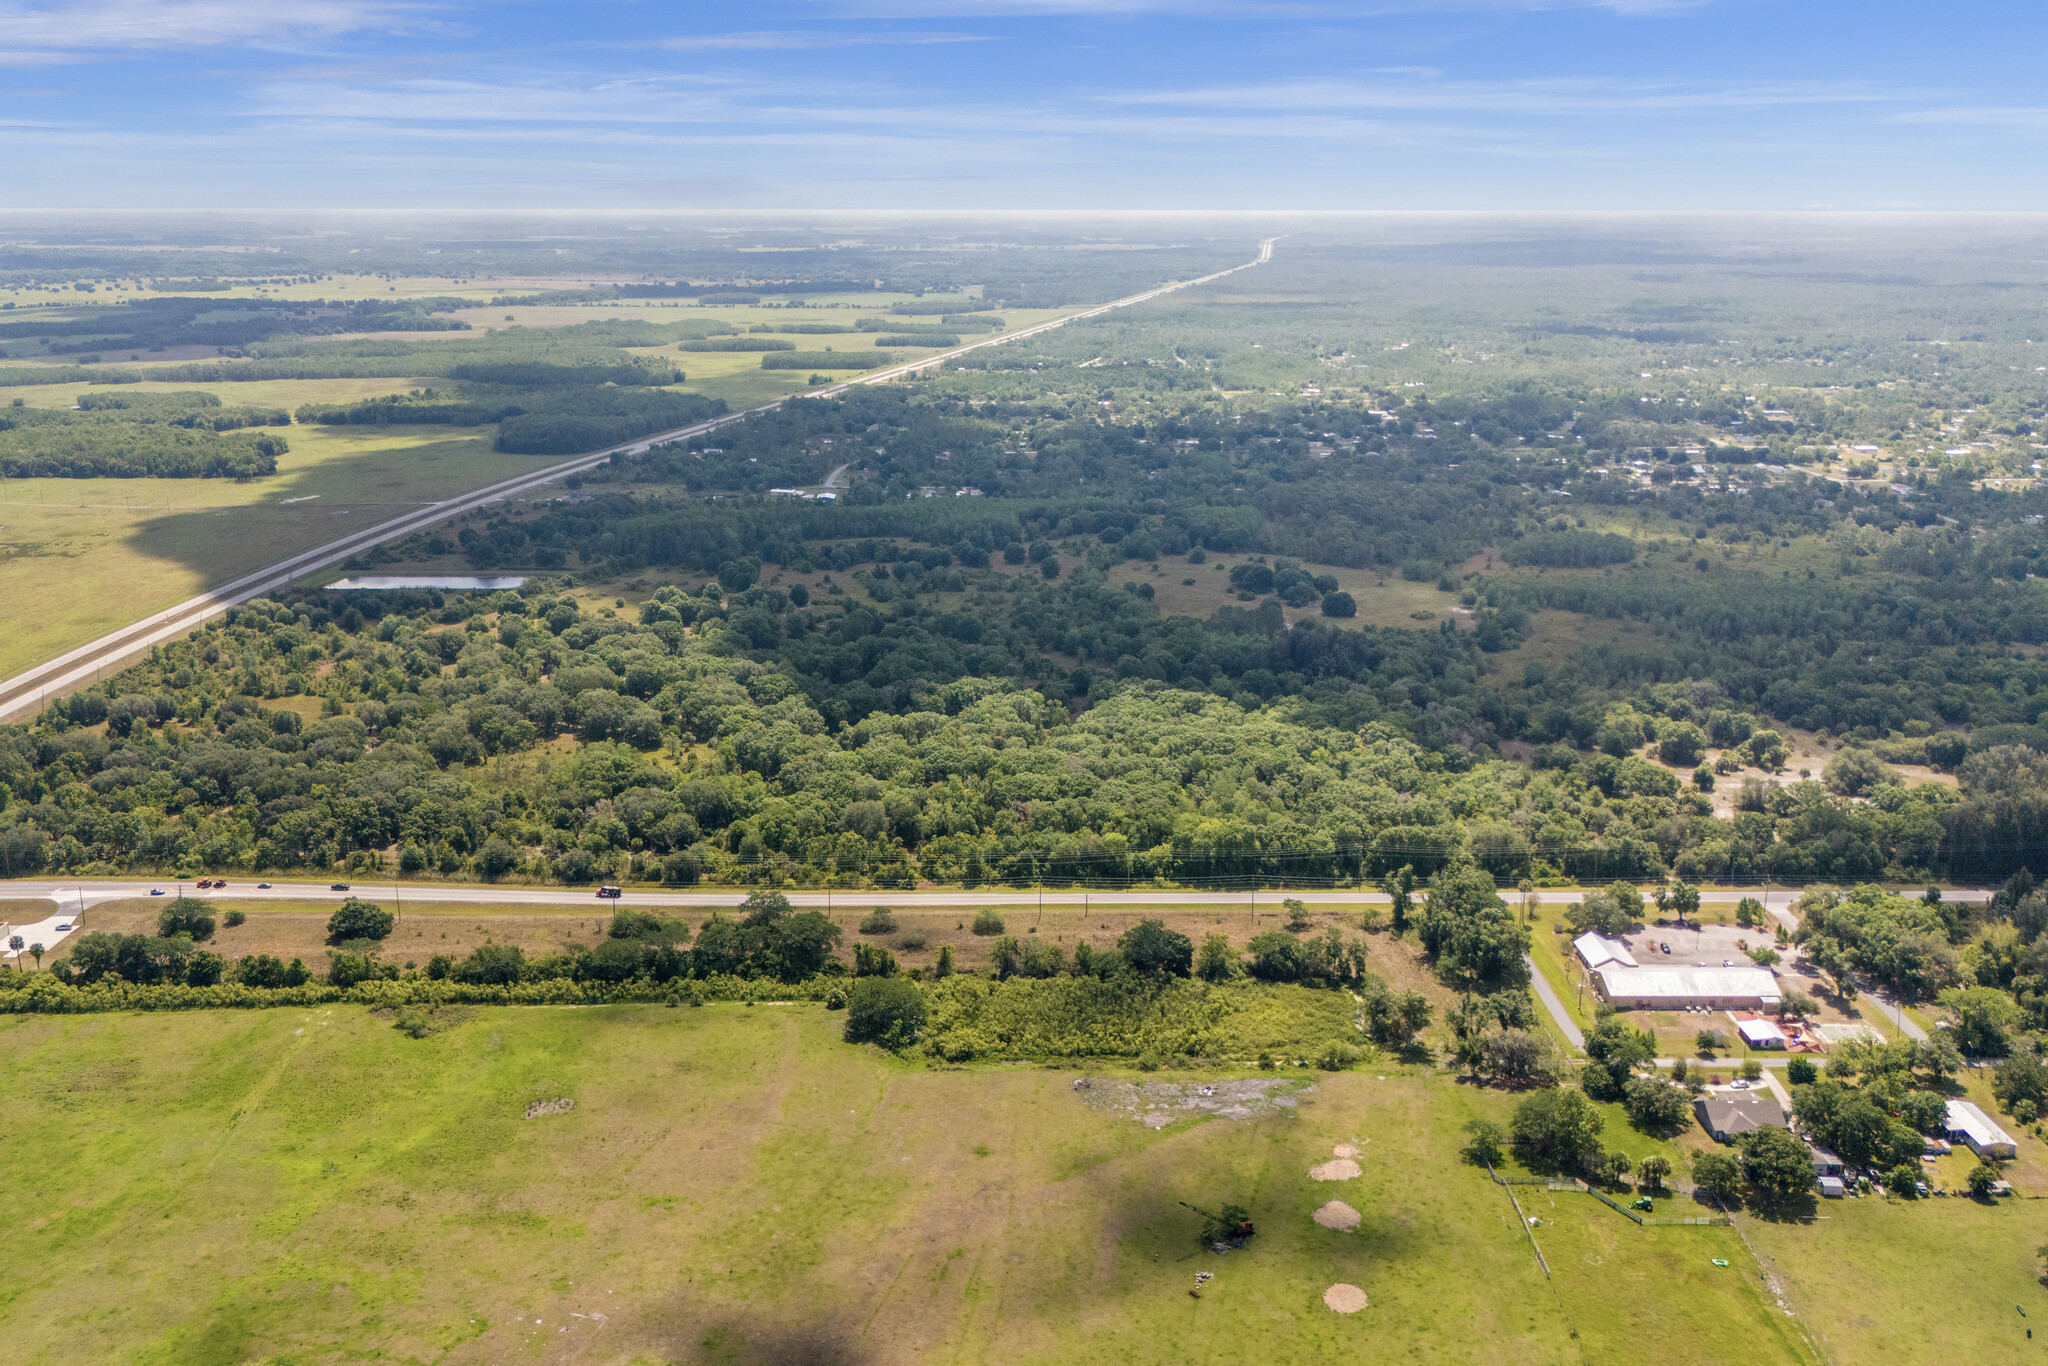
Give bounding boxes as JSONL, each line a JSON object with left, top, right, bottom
{"left": 1, "top": 389, "right": 289, "bottom": 477}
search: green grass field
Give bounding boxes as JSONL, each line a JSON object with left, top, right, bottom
{"left": 0, "top": 422, "right": 557, "bottom": 678}
{"left": 0, "top": 999, "right": 1856, "bottom": 1366}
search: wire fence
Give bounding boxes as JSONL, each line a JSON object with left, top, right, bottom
{"left": 1488, "top": 1168, "right": 1729, "bottom": 1227}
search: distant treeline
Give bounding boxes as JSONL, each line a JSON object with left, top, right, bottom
{"left": 891, "top": 300, "right": 998, "bottom": 315}
{"left": 0, "top": 390, "right": 290, "bottom": 477}
{"left": 1499, "top": 530, "right": 1639, "bottom": 568}
{"left": 874, "top": 334, "right": 958, "bottom": 349}
{"left": 0, "top": 425, "right": 285, "bottom": 478}
{"left": 0, "top": 295, "right": 472, "bottom": 354}
{"left": 680, "top": 338, "right": 795, "bottom": 352}
{"left": 297, "top": 384, "right": 723, "bottom": 453}
{"left": 763, "top": 352, "right": 891, "bottom": 370}
{"left": 494, "top": 390, "right": 726, "bottom": 455}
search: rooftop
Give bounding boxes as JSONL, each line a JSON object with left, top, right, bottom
{"left": 1594, "top": 965, "right": 1782, "bottom": 1002}
{"left": 1697, "top": 1091, "right": 1787, "bottom": 1137}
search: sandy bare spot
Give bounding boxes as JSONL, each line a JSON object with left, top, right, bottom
{"left": 524, "top": 1098, "right": 575, "bottom": 1119}
{"left": 1324, "top": 1283, "right": 1368, "bottom": 1313}
{"left": 1333, "top": 1144, "right": 1360, "bottom": 1159}
{"left": 1308, "top": 1158, "right": 1361, "bottom": 1181}
{"left": 1313, "top": 1200, "right": 1361, "bottom": 1231}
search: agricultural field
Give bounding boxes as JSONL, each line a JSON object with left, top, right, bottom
{"left": 2, "top": 998, "right": 1830, "bottom": 1366}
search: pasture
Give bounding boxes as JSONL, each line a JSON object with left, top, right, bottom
{"left": 0, "top": 996, "right": 1862, "bottom": 1366}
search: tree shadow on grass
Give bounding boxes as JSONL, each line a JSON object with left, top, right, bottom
{"left": 687, "top": 1314, "right": 877, "bottom": 1366}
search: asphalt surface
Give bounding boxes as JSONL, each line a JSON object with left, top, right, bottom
{"left": 0, "top": 239, "right": 1276, "bottom": 723}
{"left": 1, "top": 878, "right": 1986, "bottom": 916}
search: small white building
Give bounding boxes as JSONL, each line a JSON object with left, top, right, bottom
{"left": 1573, "top": 932, "right": 1637, "bottom": 973}
{"left": 1592, "top": 965, "right": 1782, "bottom": 1012}
{"left": 1945, "top": 1100, "right": 2017, "bottom": 1160}
{"left": 1818, "top": 1176, "right": 1846, "bottom": 1199}
{"left": 1737, "top": 1017, "right": 1788, "bottom": 1050}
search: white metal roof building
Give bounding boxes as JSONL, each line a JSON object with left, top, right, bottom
{"left": 1737, "top": 1018, "right": 1788, "bottom": 1049}
{"left": 1573, "top": 932, "right": 1637, "bottom": 972}
{"left": 1591, "top": 965, "right": 1782, "bottom": 1011}
{"left": 1945, "top": 1100, "right": 2017, "bottom": 1160}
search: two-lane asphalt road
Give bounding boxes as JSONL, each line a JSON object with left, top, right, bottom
{"left": 0, "top": 239, "right": 1277, "bottom": 723}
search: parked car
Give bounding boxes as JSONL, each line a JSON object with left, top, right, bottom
{"left": 1659, "top": 942, "right": 1671, "bottom": 954}
{"left": 596, "top": 886, "right": 623, "bottom": 899}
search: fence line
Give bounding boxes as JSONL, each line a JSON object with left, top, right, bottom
{"left": 1488, "top": 1167, "right": 1729, "bottom": 1227}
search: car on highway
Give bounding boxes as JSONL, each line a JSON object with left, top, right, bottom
{"left": 330, "top": 883, "right": 350, "bottom": 892}
{"left": 256, "top": 882, "right": 272, "bottom": 889}
{"left": 150, "top": 888, "right": 164, "bottom": 896}
{"left": 596, "top": 886, "right": 623, "bottom": 899}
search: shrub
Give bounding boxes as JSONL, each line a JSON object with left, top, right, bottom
{"left": 326, "top": 897, "right": 394, "bottom": 944}
{"left": 1885, "top": 1164, "right": 1920, "bottom": 1199}
{"left": 843, "top": 976, "right": 924, "bottom": 1048}
{"left": 897, "top": 930, "right": 928, "bottom": 952}
{"left": 1638, "top": 1154, "right": 1672, "bottom": 1190}
{"left": 971, "top": 909, "right": 1005, "bottom": 936}
{"left": 853, "top": 942, "right": 899, "bottom": 978}
{"left": 1786, "top": 1057, "right": 1818, "bottom": 1085}
{"left": 1319, "top": 590, "right": 1356, "bottom": 618}
{"left": 1967, "top": 1162, "right": 2001, "bottom": 1197}
{"left": 1740, "top": 1058, "right": 1763, "bottom": 1081}
{"left": 859, "top": 906, "right": 898, "bottom": 935}
{"left": 223, "top": 909, "right": 247, "bottom": 928}
{"left": 327, "top": 951, "right": 398, "bottom": 988}
{"left": 1317, "top": 1040, "right": 1362, "bottom": 1071}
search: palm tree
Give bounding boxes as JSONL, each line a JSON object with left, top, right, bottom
{"left": 28, "top": 942, "right": 43, "bottom": 971}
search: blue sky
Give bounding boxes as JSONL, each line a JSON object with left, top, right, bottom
{"left": 1, "top": 0, "right": 2043, "bottom": 210}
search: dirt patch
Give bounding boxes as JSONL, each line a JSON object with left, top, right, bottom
{"left": 1313, "top": 1200, "right": 1361, "bottom": 1231}
{"left": 524, "top": 1098, "right": 576, "bottom": 1119}
{"left": 1308, "top": 1158, "right": 1362, "bottom": 1181}
{"left": 1323, "top": 1283, "right": 1368, "bottom": 1313}
{"left": 1073, "top": 1076, "right": 1309, "bottom": 1129}
{"left": 1332, "top": 1143, "right": 1360, "bottom": 1159}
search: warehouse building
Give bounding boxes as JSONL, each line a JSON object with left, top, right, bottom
{"left": 1590, "top": 965, "right": 1783, "bottom": 1011}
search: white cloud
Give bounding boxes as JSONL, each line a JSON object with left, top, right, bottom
{"left": 1094, "top": 75, "right": 1893, "bottom": 116}
{"left": 652, "top": 30, "right": 993, "bottom": 51}
{"left": 0, "top": 0, "right": 430, "bottom": 65}
{"left": 795, "top": 0, "right": 1704, "bottom": 17}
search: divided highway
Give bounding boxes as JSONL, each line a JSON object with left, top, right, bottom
{"left": 0, "top": 239, "right": 1276, "bottom": 723}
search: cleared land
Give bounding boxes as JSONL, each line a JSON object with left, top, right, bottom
{"left": 1, "top": 1000, "right": 1826, "bottom": 1366}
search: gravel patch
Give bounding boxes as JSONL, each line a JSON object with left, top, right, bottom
{"left": 524, "top": 1098, "right": 576, "bottom": 1119}
{"left": 1072, "top": 1077, "right": 1309, "bottom": 1128}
